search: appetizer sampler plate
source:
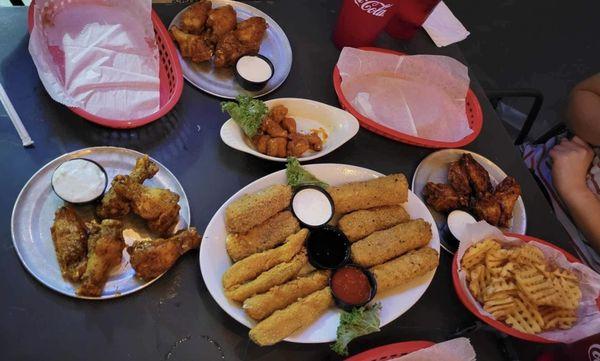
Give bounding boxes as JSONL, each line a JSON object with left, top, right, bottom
{"left": 169, "top": 0, "right": 292, "bottom": 99}
{"left": 11, "top": 147, "right": 190, "bottom": 300}
{"left": 200, "top": 164, "right": 441, "bottom": 343}
{"left": 220, "top": 98, "right": 360, "bottom": 162}
{"left": 412, "top": 149, "right": 526, "bottom": 253}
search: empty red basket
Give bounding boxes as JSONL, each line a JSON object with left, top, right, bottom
{"left": 27, "top": 2, "right": 183, "bottom": 129}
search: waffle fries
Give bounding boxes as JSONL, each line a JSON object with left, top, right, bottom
{"left": 462, "top": 239, "right": 581, "bottom": 334}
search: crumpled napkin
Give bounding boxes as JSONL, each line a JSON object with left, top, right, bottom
{"left": 389, "top": 337, "right": 476, "bottom": 361}
{"left": 28, "top": 0, "right": 160, "bottom": 120}
{"left": 456, "top": 221, "right": 600, "bottom": 343}
{"left": 422, "top": 1, "right": 470, "bottom": 47}
{"left": 337, "top": 47, "right": 472, "bottom": 142}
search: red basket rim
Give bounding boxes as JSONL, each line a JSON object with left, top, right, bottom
{"left": 344, "top": 340, "right": 435, "bottom": 361}
{"left": 332, "top": 47, "right": 483, "bottom": 148}
{"left": 452, "top": 233, "right": 591, "bottom": 344}
{"left": 27, "top": 2, "right": 183, "bottom": 129}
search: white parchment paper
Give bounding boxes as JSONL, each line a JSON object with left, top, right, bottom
{"left": 456, "top": 221, "right": 600, "bottom": 343}
{"left": 390, "top": 337, "right": 476, "bottom": 361}
{"left": 29, "top": 0, "right": 160, "bottom": 120}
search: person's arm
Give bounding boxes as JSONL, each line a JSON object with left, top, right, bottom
{"left": 550, "top": 136, "right": 600, "bottom": 253}
{"left": 567, "top": 73, "right": 600, "bottom": 146}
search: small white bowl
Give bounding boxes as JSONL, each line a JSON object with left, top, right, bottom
{"left": 220, "top": 98, "right": 360, "bottom": 162}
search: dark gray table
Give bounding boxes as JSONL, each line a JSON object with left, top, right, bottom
{"left": 0, "top": 2, "right": 570, "bottom": 360}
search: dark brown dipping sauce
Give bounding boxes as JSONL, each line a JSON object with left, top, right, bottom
{"left": 331, "top": 266, "right": 372, "bottom": 305}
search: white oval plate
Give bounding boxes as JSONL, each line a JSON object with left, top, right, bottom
{"left": 220, "top": 98, "right": 360, "bottom": 162}
{"left": 200, "top": 164, "right": 440, "bottom": 343}
{"left": 169, "top": 0, "right": 292, "bottom": 99}
{"left": 11, "top": 147, "right": 191, "bottom": 300}
{"left": 411, "top": 149, "right": 527, "bottom": 236}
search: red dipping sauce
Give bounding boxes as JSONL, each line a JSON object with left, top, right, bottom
{"left": 331, "top": 266, "right": 372, "bottom": 305}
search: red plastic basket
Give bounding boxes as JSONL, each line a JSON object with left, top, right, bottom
{"left": 27, "top": 2, "right": 183, "bottom": 129}
{"left": 333, "top": 47, "right": 483, "bottom": 148}
{"left": 452, "top": 233, "right": 600, "bottom": 343}
{"left": 345, "top": 341, "right": 435, "bottom": 361}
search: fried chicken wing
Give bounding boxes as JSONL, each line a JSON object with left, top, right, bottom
{"left": 51, "top": 206, "right": 88, "bottom": 282}
{"left": 213, "top": 31, "right": 244, "bottom": 67}
{"left": 170, "top": 26, "right": 214, "bottom": 63}
{"left": 494, "top": 176, "right": 521, "bottom": 227}
{"left": 472, "top": 195, "right": 502, "bottom": 226}
{"left": 96, "top": 155, "right": 158, "bottom": 219}
{"left": 266, "top": 137, "right": 288, "bottom": 158}
{"left": 206, "top": 5, "right": 237, "bottom": 43}
{"left": 281, "top": 117, "right": 296, "bottom": 133}
{"left": 77, "top": 219, "right": 125, "bottom": 297}
{"left": 287, "top": 135, "right": 310, "bottom": 157}
{"left": 181, "top": 0, "right": 212, "bottom": 34}
{"left": 112, "top": 175, "right": 181, "bottom": 236}
{"left": 128, "top": 228, "right": 201, "bottom": 280}
{"left": 234, "top": 16, "right": 267, "bottom": 52}
{"left": 423, "top": 182, "right": 469, "bottom": 213}
{"left": 448, "top": 160, "right": 471, "bottom": 195}
{"left": 269, "top": 105, "right": 288, "bottom": 123}
{"left": 262, "top": 116, "right": 288, "bottom": 138}
{"left": 461, "top": 153, "right": 492, "bottom": 196}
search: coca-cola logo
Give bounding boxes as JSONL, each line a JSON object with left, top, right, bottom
{"left": 354, "top": 0, "right": 393, "bottom": 17}
{"left": 589, "top": 344, "right": 600, "bottom": 361}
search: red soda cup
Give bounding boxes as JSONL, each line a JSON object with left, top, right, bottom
{"left": 332, "top": 0, "right": 397, "bottom": 48}
{"left": 385, "top": 0, "right": 441, "bottom": 40}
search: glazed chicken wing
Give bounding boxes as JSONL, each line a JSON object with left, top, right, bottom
{"left": 461, "top": 153, "right": 492, "bottom": 196}
{"left": 206, "top": 5, "right": 237, "bottom": 43}
{"left": 234, "top": 16, "right": 267, "bottom": 52}
{"left": 423, "top": 182, "right": 469, "bottom": 213}
{"left": 77, "top": 219, "right": 125, "bottom": 297}
{"left": 51, "top": 206, "right": 88, "bottom": 282}
{"left": 96, "top": 155, "right": 159, "bottom": 219}
{"left": 128, "top": 228, "right": 201, "bottom": 280}
{"left": 181, "top": 0, "right": 212, "bottom": 34}
{"left": 112, "top": 175, "right": 181, "bottom": 236}
{"left": 494, "top": 176, "right": 521, "bottom": 227}
{"left": 170, "top": 26, "right": 214, "bottom": 63}
{"left": 471, "top": 195, "right": 502, "bottom": 226}
{"left": 448, "top": 160, "right": 471, "bottom": 196}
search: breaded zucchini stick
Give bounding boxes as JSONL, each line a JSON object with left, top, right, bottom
{"left": 223, "top": 229, "right": 308, "bottom": 289}
{"left": 226, "top": 210, "right": 300, "bottom": 261}
{"left": 225, "top": 251, "right": 307, "bottom": 302}
{"left": 351, "top": 219, "right": 432, "bottom": 267}
{"left": 338, "top": 205, "right": 410, "bottom": 242}
{"left": 327, "top": 174, "right": 408, "bottom": 214}
{"left": 243, "top": 270, "right": 329, "bottom": 321}
{"left": 225, "top": 185, "right": 292, "bottom": 234}
{"left": 370, "top": 247, "right": 439, "bottom": 292}
{"left": 249, "top": 287, "right": 334, "bottom": 346}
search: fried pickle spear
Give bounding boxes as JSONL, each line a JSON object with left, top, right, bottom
{"left": 243, "top": 270, "right": 329, "bottom": 321}
{"left": 327, "top": 174, "right": 408, "bottom": 214}
{"left": 51, "top": 206, "right": 88, "bottom": 282}
{"left": 226, "top": 210, "right": 300, "bottom": 261}
{"left": 249, "top": 287, "right": 334, "bottom": 346}
{"left": 128, "top": 228, "right": 201, "bottom": 280}
{"left": 351, "top": 219, "right": 432, "bottom": 267}
{"left": 77, "top": 220, "right": 125, "bottom": 297}
{"left": 180, "top": 0, "right": 212, "bottom": 34}
{"left": 370, "top": 247, "right": 439, "bottom": 292}
{"left": 225, "top": 184, "right": 292, "bottom": 234}
{"left": 225, "top": 251, "right": 307, "bottom": 302}
{"left": 96, "top": 155, "right": 159, "bottom": 219}
{"left": 338, "top": 205, "right": 410, "bottom": 242}
{"left": 223, "top": 229, "right": 307, "bottom": 289}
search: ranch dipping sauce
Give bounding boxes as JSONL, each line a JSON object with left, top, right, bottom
{"left": 236, "top": 55, "right": 273, "bottom": 83}
{"left": 292, "top": 187, "right": 333, "bottom": 227}
{"left": 52, "top": 159, "right": 107, "bottom": 203}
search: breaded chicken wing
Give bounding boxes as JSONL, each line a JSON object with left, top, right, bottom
{"left": 461, "top": 153, "right": 493, "bottom": 196}
{"left": 112, "top": 175, "right": 181, "bottom": 236}
{"left": 51, "top": 206, "right": 88, "bottom": 282}
{"left": 494, "top": 176, "right": 521, "bottom": 227}
{"left": 234, "top": 16, "right": 267, "bottom": 52}
{"left": 77, "top": 219, "right": 125, "bottom": 297}
{"left": 206, "top": 5, "right": 237, "bottom": 43}
{"left": 170, "top": 26, "right": 214, "bottom": 63}
{"left": 128, "top": 228, "right": 201, "bottom": 280}
{"left": 423, "top": 182, "right": 469, "bottom": 213}
{"left": 472, "top": 195, "right": 502, "bottom": 226}
{"left": 213, "top": 31, "right": 244, "bottom": 67}
{"left": 96, "top": 155, "right": 158, "bottom": 219}
{"left": 448, "top": 160, "right": 471, "bottom": 195}
{"left": 181, "top": 0, "right": 212, "bottom": 34}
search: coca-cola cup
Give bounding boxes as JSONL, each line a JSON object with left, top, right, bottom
{"left": 385, "top": 0, "right": 441, "bottom": 40}
{"left": 332, "top": 0, "right": 397, "bottom": 49}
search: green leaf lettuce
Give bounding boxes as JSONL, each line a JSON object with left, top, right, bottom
{"left": 331, "top": 303, "right": 382, "bottom": 356}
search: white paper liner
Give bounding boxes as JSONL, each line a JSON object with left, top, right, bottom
{"left": 336, "top": 47, "right": 473, "bottom": 142}
{"left": 28, "top": 0, "right": 160, "bottom": 120}
{"left": 456, "top": 221, "right": 600, "bottom": 343}
{"left": 390, "top": 337, "right": 476, "bottom": 361}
